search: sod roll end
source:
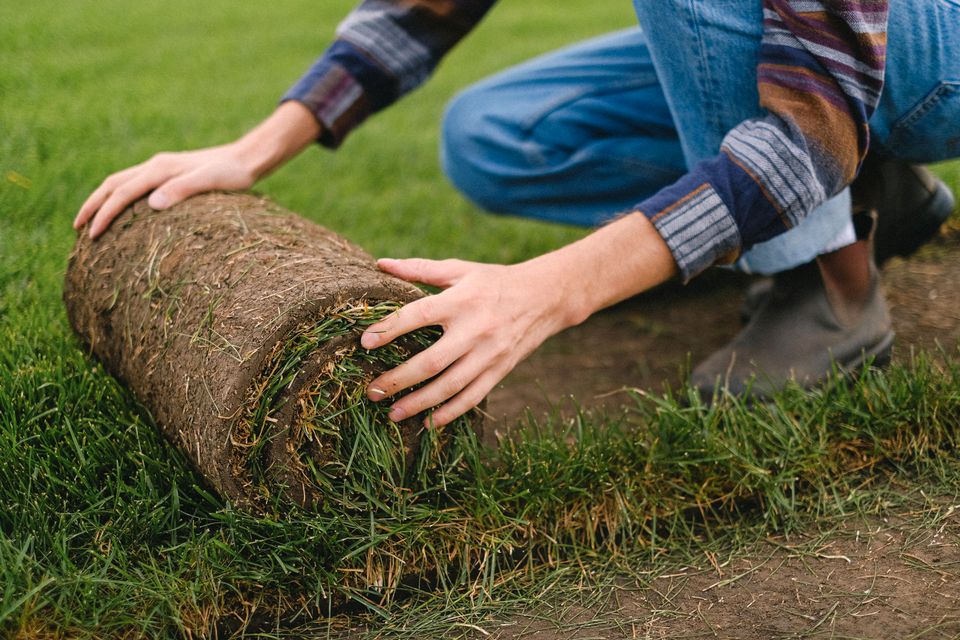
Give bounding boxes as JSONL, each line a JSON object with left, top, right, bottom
{"left": 64, "top": 192, "right": 484, "bottom": 513}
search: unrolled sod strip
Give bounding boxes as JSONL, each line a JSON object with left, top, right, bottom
{"left": 64, "top": 192, "right": 480, "bottom": 512}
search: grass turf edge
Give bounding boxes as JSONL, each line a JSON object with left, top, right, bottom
{"left": 2, "top": 341, "right": 958, "bottom": 637}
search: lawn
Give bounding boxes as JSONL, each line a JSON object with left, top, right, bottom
{"left": 2, "top": 1, "right": 960, "bottom": 638}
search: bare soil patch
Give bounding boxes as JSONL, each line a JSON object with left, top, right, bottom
{"left": 492, "top": 502, "right": 960, "bottom": 639}
{"left": 487, "top": 225, "right": 960, "bottom": 427}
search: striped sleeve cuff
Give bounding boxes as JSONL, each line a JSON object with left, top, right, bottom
{"left": 639, "top": 183, "right": 742, "bottom": 283}
{"left": 281, "top": 59, "right": 372, "bottom": 149}
{"left": 722, "top": 121, "right": 826, "bottom": 229}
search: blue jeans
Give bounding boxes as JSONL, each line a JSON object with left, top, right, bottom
{"left": 441, "top": 0, "right": 960, "bottom": 275}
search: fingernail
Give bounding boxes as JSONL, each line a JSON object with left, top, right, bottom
{"left": 360, "top": 332, "right": 378, "bottom": 349}
{"left": 388, "top": 406, "right": 406, "bottom": 422}
{"left": 148, "top": 191, "right": 170, "bottom": 210}
{"left": 368, "top": 386, "right": 386, "bottom": 400}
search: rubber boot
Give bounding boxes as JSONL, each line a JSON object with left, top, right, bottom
{"left": 691, "top": 213, "right": 895, "bottom": 401}
{"left": 740, "top": 160, "right": 955, "bottom": 324}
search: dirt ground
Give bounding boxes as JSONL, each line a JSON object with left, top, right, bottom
{"left": 473, "top": 226, "right": 960, "bottom": 639}
{"left": 490, "top": 504, "right": 960, "bottom": 639}
{"left": 486, "top": 224, "right": 960, "bottom": 427}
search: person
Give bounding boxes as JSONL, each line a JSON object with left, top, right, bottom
{"left": 74, "top": 1, "right": 959, "bottom": 427}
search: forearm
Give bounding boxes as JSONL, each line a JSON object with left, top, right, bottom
{"left": 524, "top": 212, "right": 678, "bottom": 329}
{"left": 233, "top": 101, "right": 323, "bottom": 180}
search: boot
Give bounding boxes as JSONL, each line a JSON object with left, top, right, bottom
{"left": 854, "top": 156, "right": 956, "bottom": 262}
{"left": 691, "top": 213, "right": 895, "bottom": 401}
{"left": 740, "top": 159, "right": 955, "bottom": 324}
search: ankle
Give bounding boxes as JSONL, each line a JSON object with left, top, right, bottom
{"left": 815, "top": 239, "right": 876, "bottom": 327}
{"left": 816, "top": 240, "right": 873, "bottom": 301}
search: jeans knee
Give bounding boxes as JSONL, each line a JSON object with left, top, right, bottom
{"left": 440, "top": 87, "right": 481, "bottom": 179}
{"left": 440, "top": 87, "right": 514, "bottom": 213}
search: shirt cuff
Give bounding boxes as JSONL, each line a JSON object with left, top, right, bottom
{"left": 637, "top": 179, "right": 742, "bottom": 283}
{"left": 280, "top": 60, "right": 371, "bottom": 149}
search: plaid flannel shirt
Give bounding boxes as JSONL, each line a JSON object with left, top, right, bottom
{"left": 282, "top": 1, "right": 889, "bottom": 281}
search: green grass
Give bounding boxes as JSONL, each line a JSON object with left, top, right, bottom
{"left": 3, "top": 1, "right": 960, "bottom": 638}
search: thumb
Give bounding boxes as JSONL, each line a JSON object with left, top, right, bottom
{"left": 377, "top": 257, "right": 473, "bottom": 288}
{"left": 148, "top": 170, "right": 210, "bottom": 210}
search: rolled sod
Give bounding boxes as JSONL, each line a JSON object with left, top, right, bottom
{"left": 64, "top": 192, "right": 481, "bottom": 513}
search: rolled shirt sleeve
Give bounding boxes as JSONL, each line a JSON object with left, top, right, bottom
{"left": 282, "top": 0, "right": 889, "bottom": 284}
{"left": 281, "top": 0, "right": 498, "bottom": 148}
{"left": 636, "top": 0, "right": 889, "bottom": 281}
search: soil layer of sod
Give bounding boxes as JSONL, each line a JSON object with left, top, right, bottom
{"left": 64, "top": 192, "right": 479, "bottom": 513}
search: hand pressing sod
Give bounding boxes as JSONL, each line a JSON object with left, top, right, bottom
{"left": 362, "top": 257, "right": 575, "bottom": 427}
{"left": 360, "top": 213, "right": 679, "bottom": 426}
{"left": 73, "top": 102, "right": 321, "bottom": 238}
{"left": 73, "top": 145, "right": 260, "bottom": 238}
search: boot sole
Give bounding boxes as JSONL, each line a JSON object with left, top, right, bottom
{"left": 835, "top": 329, "right": 896, "bottom": 374}
{"left": 693, "top": 331, "right": 897, "bottom": 406}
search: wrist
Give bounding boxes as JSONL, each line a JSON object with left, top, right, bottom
{"left": 521, "top": 253, "right": 593, "bottom": 331}
{"left": 232, "top": 101, "right": 323, "bottom": 180}
{"left": 526, "top": 213, "right": 678, "bottom": 329}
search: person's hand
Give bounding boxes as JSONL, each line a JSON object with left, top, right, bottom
{"left": 74, "top": 101, "right": 322, "bottom": 238}
{"left": 73, "top": 144, "right": 258, "bottom": 238}
{"left": 361, "top": 257, "right": 582, "bottom": 427}
{"left": 360, "top": 213, "right": 680, "bottom": 427}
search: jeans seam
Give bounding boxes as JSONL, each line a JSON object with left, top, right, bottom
{"left": 889, "top": 80, "right": 960, "bottom": 135}
{"left": 567, "top": 146, "right": 686, "bottom": 179}
{"left": 519, "top": 134, "right": 685, "bottom": 177}
{"left": 685, "top": 0, "right": 722, "bottom": 135}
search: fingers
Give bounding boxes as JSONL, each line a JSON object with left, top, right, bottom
{"left": 148, "top": 169, "right": 215, "bottom": 210}
{"left": 359, "top": 271, "right": 502, "bottom": 426}
{"left": 74, "top": 166, "right": 140, "bottom": 229}
{"left": 75, "top": 152, "right": 194, "bottom": 238}
{"left": 361, "top": 296, "right": 491, "bottom": 426}
{"left": 361, "top": 295, "right": 442, "bottom": 350}
{"left": 425, "top": 369, "right": 501, "bottom": 428}
{"left": 361, "top": 261, "right": 483, "bottom": 348}
{"left": 384, "top": 355, "right": 497, "bottom": 428}
{"left": 86, "top": 169, "right": 169, "bottom": 238}
{"left": 367, "top": 334, "right": 468, "bottom": 402}
{"left": 377, "top": 257, "right": 473, "bottom": 288}
{"left": 357, "top": 258, "right": 547, "bottom": 428}
{"left": 379, "top": 354, "right": 475, "bottom": 422}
